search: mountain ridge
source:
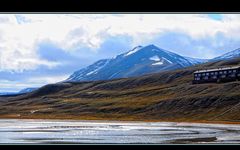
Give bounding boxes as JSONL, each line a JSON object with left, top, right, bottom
{"left": 213, "top": 48, "right": 240, "bottom": 61}
{"left": 67, "top": 44, "right": 240, "bottom": 82}
{"left": 67, "top": 44, "right": 205, "bottom": 82}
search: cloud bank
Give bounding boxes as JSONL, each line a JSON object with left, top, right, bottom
{"left": 0, "top": 14, "right": 240, "bottom": 91}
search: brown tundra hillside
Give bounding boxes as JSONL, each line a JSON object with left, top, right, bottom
{"left": 0, "top": 57, "right": 240, "bottom": 124}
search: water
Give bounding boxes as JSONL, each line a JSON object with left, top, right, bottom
{"left": 0, "top": 119, "right": 240, "bottom": 144}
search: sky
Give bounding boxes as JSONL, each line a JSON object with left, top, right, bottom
{"left": 1, "top": 14, "right": 240, "bottom": 92}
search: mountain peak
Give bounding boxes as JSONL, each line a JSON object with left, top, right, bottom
{"left": 67, "top": 45, "right": 203, "bottom": 82}
{"left": 123, "top": 44, "right": 162, "bottom": 57}
{"left": 135, "top": 45, "right": 143, "bottom": 49}
{"left": 144, "top": 44, "right": 158, "bottom": 48}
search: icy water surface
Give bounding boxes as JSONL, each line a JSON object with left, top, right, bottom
{"left": 0, "top": 119, "right": 240, "bottom": 144}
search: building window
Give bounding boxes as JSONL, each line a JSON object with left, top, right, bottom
{"left": 221, "top": 75, "right": 226, "bottom": 78}
{"left": 202, "top": 73, "right": 205, "bottom": 76}
{"left": 215, "top": 72, "right": 218, "bottom": 75}
{"left": 229, "top": 70, "right": 232, "bottom": 73}
{"left": 211, "top": 72, "right": 214, "bottom": 75}
{"left": 224, "top": 71, "right": 227, "bottom": 74}
{"left": 220, "top": 71, "right": 223, "bottom": 74}
{"left": 195, "top": 74, "right": 197, "bottom": 77}
{"left": 233, "top": 70, "right": 237, "bottom": 73}
{"left": 206, "top": 73, "right": 209, "bottom": 76}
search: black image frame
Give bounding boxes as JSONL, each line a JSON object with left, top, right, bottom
{"left": 0, "top": 0, "right": 239, "bottom": 12}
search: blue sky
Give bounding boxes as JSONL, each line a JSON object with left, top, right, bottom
{"left": 208, "top": 14, "right": 223, "bottom": 21}
{"left": 0, "top": 14, "right": 240, "bottom": 92}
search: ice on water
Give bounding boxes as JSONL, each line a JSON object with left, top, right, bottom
{"left": 0, "top": 119, "right": 240, "bottom": 144}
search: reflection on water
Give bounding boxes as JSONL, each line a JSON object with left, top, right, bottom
{"left": 0, "top": 119, "right": 240, "bottom": 144}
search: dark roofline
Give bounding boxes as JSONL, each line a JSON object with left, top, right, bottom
{"left": 194, "top": 66, "right": 240, "bottom": 74}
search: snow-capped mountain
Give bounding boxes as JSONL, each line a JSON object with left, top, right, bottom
{"left": 213, "top": 48, "right": 240, "bottom": 60}
{"left": 67, "top": 44, "right": 206, "bottom": 82}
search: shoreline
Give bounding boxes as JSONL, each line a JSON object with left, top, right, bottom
{"left": 0, "top": 116, "right": 240, "bottom": 125}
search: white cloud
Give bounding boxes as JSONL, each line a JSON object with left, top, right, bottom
{"left": 1, "top": 14, "right": 240, "bottom": 92}
{"left": 0, "top": 14, "right": 240, "bottom": 72}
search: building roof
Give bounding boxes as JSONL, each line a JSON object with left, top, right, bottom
{"left": 194, "top": 66, "right": 240, "bottom": 73}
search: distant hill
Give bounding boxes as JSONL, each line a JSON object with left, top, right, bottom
{"left": 0, "top": 87, "right": 39, "bottom": 97}
{"left": 18, "top": 87, "right": 38, "bottom": 94}
{"left": 67, "top": 44, "right": 206, "bottom": 82}
{"left": 213, "top": 48, "right": 240, "bottom": 61}
{"left": 0, "top": 92, "right": 18, "bottom": 96}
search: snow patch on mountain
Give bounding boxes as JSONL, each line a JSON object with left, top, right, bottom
{"left": 162, "top": 57, "right": 173, "bottom": 64}
{"left": 86, "top": 70, "right": 97, "bottom": 76}
{"left": 67, "top": 59, "right": 110, "bottom": 81}
{"left": 124, "top": 46, "right": 143, "bottom": 57}
{"left": 150, "top": 55, "right": 161, "bottom": 61}
{"left": 152, "top": 61, "right": 163, "bottom": 65}
{"left": 86, "top": 60, "right": 110, "bottom": 76}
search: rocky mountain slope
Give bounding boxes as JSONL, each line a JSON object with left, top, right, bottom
{"left": 67, "top": 45, "right": 240, "bottom": 82}
{"left": 67, "top": 44, "right": 206, "bottom": 82}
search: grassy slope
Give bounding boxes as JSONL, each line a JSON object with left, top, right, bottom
{"left": 0, "top": 58, "right": 240, "bottom": 123}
